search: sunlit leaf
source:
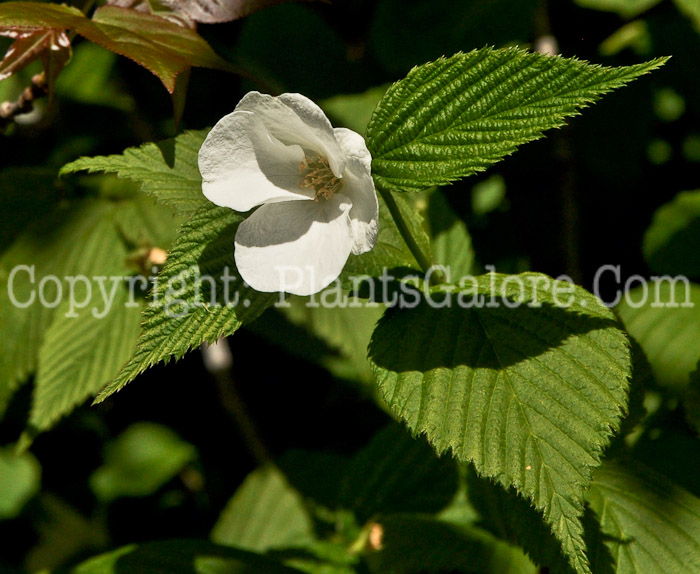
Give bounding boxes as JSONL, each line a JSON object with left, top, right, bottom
{"left": 367, "top": 48, "right": 666, "bottom": 193}
{"left": 369, "top": 273, "right": 632, "bottom": 573}
{"left": 61, "top": 130, "right": 209, "bottom": 217}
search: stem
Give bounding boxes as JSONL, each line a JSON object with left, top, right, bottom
{"left": 379, "top": 187, "right": 445, "bottom": 284}
{"left": 202, "top": 339, "right": 272, "bottom": 466}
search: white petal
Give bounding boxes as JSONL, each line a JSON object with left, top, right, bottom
{"left": 236, "top": 92, "right": 346, "bottom": 177}
{"left": 334, "top": 127, "right": 378, "bottom": 255}
{"left": 199, "top": 110, "right": 313, "bottom": 212}
{"left": 234, "top": 196, "right": 354, "bottom": 296}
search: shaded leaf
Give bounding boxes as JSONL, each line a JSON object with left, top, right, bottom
{"left": 427, "top": 190, "right": 474, "bottom": 279}
{"left": 369, "top": 273, "right": 632, "bottom": 573}
{"left": 0, "top": 447, "right": 40, "bottom": 520}
{"left": 643, "top": 189, "right": 700, "bottom": 278}
{"left": 279, "top": 296, "right": 384, "bottom": 384}
{"left": 339, "top": 424, "right": 459, "bottom": 523}
{"left": 71, "top": 539, "right": 306, "bottom": 574}
{"left": 366, "top": 48, "right": 666, "bottom": 193}
{"left": 212, "top": 464, "right": 315, "bottom": 552}
{"left": 617, "top": 281, "right": 700, "bottom": 391}
{"left": 365, "top": 514, "right": 537, "bottom": 574}
{"left": 586, "top": 460, "right": 700, "bottom": 574}
{"left": 90, "top": 422, "right": 196, "bottom": 502}
{"left": 572, "top": 0, "right": 661, "bottom": 18}
{"left": 96, "top": 203, "right": 278, "bottom": 402}
{"left": 341, "top": 192, "right": 431, "bottom": 283}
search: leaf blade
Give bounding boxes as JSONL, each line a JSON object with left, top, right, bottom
{"left": 368, "top": 273, "right": 632, "bottom": 573}
{"left": 367, "top": 48, "right": 667, "bottom": 192}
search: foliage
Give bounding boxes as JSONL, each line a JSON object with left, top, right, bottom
{"left": 1, "top": 1, "right": 698, "bottom": 574}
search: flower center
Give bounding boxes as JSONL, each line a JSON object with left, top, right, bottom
{"left": 299, "top": 154, "right": 342, "bottom": 201}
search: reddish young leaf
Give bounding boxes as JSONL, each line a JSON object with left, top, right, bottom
{"left": 0, "top": 2, "right": 237, "bottom": 93}
{"left": 157, "top": 0, "right": 326, "bottom": 24}
{"left": 77, "top": 6, "right": 236, "bottom": 92}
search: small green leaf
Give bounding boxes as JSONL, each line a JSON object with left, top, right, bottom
{"left": 97, "top": 203, "right": 278, "bottom": 402}
{"left": 573, "top": 0, "right": 661, "bottom": 18}
{"left": 89, "top": 422, "right": 196, "bottom": 502}
{"left": 369, "top": 273, "right": 632, "bottom": 573}
{"left": 321, "top": 85, "right": 388, "bottom": 137}
{"left": 586, "top": 460, "right": 700, "bottom": 574}
{"left": 71, "top": 539, "right": 306, "bottom": 574}
{"left": 685, "top": 365, "right": 700, "bottom": 437}
{"left": 0, "top": 447, "right": 40, "bottom": 520}
{"left": 617, "top": 281, "right": 700, "bottom": 391}
{"left": 366, "top": 48, "right": 666, "bottom": 193}
{"left": 340, "top": 424, "right": 459, "bottom": 523}
{"left": 365, "top": 514, "right": 537, "bottom": 574}
{"left": 61, "top": 130, "right": 209, "bottom": 217}
{"left": 643, "top": 190, "right": 700, "bottom": 278}
{"left": 674, "top": 0, "right": 700, "bottom": 33}
{"left": 212, "top": 464, "right": 315, "bottom": 552}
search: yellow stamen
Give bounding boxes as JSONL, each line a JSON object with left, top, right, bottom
{"left": 299, "top": 154, "right": 342, "bottom": 201}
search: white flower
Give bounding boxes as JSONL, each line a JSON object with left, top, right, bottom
{"left": 198, "top": 91, "right": 378, "bottom": 296}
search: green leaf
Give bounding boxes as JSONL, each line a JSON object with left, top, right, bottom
{"left": 365, "top": 514, "right": 537, "bottom": 574}
{"left": 89, "top": 422, "right": 196, "bottom": 502}
{"left": 339, "top": 424, "right": 459, "bottom": 523}
{"left": 643, "top": 190, "right": 700, "bottom": 278}
{"left": 97, "top": 203, "right": 278, "bottom": 402}
{"left": 427, "top": 190, "right": 474, "bottom": 278}
{"left": 342, "top": 192, "right": 431, "bottom": 282}
{"left": 212, "top": 464, "right": 315, "bottom": 552}
{"left": 0, "top": 166, "right": 57, "bottom": 253}
{"left": 0, "top": 447, "right": 40, "bottom": 520}
{"left": 0, "top": 199, "right": 126, "bottom": 412}
{"left": 71, "top": 539, "right": 306, "bottom": 574}
{"left": 56, "top": 42, "right": 134, "bottom": 111}
{"left": 617, "top": 281, "right": 700, "bottom": 391}
{"left": 61, "top": 130, "right": 209, "bottom": 217}
{"left": 369, "top": 273, "right": 632, "bottom": 574}
{"left": 572, "top": 0, "right": 661, "bottom": 18}
{"left": 674, "top": 0, "right": 700, "bottom": 33}
{"left": 278, "top": 296, "right": 384, "bottom": 384}
{"left": 586, "top": 460, "right": 700, "bottom": 574}
{"left": 366, "top": 47, "right": 666, "bottom": 193}
{"left": 465, "top": 470, "right": 577, "bottom": 573}
{"left": 30, "top": 289, "right": 142, "bottom": 434}
{"left": 685, "top": 365, "right": 700, "bottom": 437}
{"left": 321, "top": 86, "right": 388, "bottom": 137}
